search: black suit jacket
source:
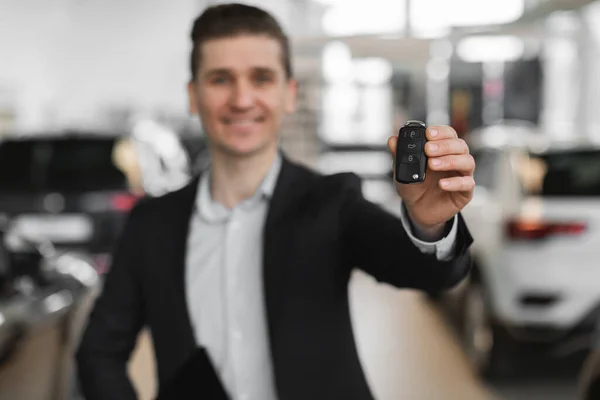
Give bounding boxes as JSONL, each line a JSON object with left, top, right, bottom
{"left": 76, "top": 155, "right": 473, "bottom": 400}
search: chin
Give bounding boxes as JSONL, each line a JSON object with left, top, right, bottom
{"left": 219, "top": 139, "right": 272, "bottom": 158}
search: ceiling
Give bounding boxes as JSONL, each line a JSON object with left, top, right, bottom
{"left": 284, "top": 0, "right": 598, "bottom": 78}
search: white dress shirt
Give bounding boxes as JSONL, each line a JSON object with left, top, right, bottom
{"left": 185, "top": 153, "right": 458, "bottom": 400}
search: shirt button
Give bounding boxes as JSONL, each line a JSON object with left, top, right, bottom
{"left": 240, "top": 394, "right": 248, "bottom": 400}
{"left": 232, "top": 330, "right": 243, "bottom": 340}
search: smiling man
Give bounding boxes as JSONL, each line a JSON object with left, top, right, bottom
{"left": 76, "top": 3, "right": 475, "bottom": 400}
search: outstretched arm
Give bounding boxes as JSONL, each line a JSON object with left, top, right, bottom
{"left": 340, "top": 173, "right": 473, "bottom": 292}
{"left": 341, "top": 124, "right": 475, "bottom": 291}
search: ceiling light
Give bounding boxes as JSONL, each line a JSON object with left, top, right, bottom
{"left": 411, "top": 0, "right": 524, "bottom": 29}
{"left": 457, "top": 35, "right": 525, "bottom": 63}
{"left": 321, "top": 0, "right": 406, "bottom": 36}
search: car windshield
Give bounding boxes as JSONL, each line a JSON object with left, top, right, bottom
{"left": 0, "top": 137, "right": 129, "bottom": 192}
{"left": 516, "top": 149, "right": 600, "bottom": 197}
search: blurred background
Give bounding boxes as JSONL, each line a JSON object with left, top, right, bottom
{"left": 2, "top": 0, "right": 600, "bottom": 399}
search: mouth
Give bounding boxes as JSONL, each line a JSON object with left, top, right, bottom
{"left": 222, "top": 116, "right": 265, "bottom": 127}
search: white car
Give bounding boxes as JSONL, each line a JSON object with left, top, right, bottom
{"left": 445, "top": 124, "right": 600, "bottom": 379}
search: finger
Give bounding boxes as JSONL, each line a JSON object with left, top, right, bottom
{"left": 426, "top": 125, "right": 458, "bottom": 141}
{"left": 425, "top": 138, "right": 469, "bottom": 157}
{"left": 429, "top": 154, "right": 475, "bottom": 174}
{"left": 439, "top": 176, "right": 476, "bottom": 192}
{"left": 387, "top": 135, "right": 397, "bottom": 156}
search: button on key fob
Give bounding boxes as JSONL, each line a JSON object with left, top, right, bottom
{"left": 395, "top": 120, "right": 427, "bottom": 184}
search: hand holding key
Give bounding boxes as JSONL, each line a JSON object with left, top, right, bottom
{"left": 388, "top": 124, "right": 475, "bottom": 235}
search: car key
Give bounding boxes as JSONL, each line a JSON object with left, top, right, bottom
{"left": 394, "top": 120, "right": 428, "bottom": 184}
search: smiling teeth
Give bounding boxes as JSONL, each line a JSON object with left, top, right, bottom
{"left": 225, "top": 118, "right": 261, "bottom": 125}
{"left": 231, "top": 121, "right": 253, "bottom": 127}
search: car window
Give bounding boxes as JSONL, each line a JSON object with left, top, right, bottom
{"left": 516, "top": 149, "right": 600, "bottom": 197}
{"left": 0, "top": 140, "right": 37, "bottom": 191}
{"left": 0, "top": 138, "right": 129, "bottom": 192}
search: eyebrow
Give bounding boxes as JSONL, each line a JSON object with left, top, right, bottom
{"left": 203, "top": 66, "right": 277, "bottom": 78}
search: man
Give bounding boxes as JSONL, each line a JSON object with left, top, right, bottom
{"left": 76, "top": 3, "right": 475, "bottom": 400}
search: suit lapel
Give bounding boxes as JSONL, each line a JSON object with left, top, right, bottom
{"left": 263, "top": 155, "right": 312, "bottom": 338}
{"left": 168, "top": 175, "right": 202, "bottom": 349}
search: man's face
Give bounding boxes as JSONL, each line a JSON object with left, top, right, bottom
{"left": 188, "top": 35, "right": 297, "bottom": 158}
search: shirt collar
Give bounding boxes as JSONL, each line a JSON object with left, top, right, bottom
{"left": 195, "top": 152, "right": 282, "bottom": 223}
{"left": 258, "top": 151, "right": 281, "bottom": 199}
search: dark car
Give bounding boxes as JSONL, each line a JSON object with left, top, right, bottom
{"left": 0, "top": 133, "right": 142, "bottom": 272}
{"left": 0, "top": 216, "right": 100, "bottom": 400}
{"left": 0, "top": 130, "right": 208, "bottom": 275}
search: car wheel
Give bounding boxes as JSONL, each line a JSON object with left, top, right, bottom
{"left": 461, "top": 279, "right": 515, "bottom": 380}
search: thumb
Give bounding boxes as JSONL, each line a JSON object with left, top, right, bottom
{"left": 388, "top": 136, "right": 398, "bottom": 179}
{"left": 387, "top": 135, "right": 397, "bottom": 157}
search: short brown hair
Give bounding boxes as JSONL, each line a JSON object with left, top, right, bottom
{"left": 189, "top": 3, "right": 293, "bottom": 81}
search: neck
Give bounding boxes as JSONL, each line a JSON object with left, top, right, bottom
{"left": 209, "top": 145, "right": 278, "bottom": 209}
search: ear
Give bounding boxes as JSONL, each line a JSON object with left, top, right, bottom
{"left": 284, "top": 78, "right": 298, "bottom": 114}
{"left": 187, "top": 81, "right": 199, "bottom": 115}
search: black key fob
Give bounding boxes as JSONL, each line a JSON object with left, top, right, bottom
{"left": 395, "top": 120, "right": 427, "bottom": 184}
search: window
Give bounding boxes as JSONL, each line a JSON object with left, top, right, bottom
{"left": 0, "top": 137, "right": 128, "bottom": 192}
{"left": 520, "top": 149, "right": 600, "bottom": 197}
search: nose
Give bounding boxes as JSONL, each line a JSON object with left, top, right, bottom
{"left": 229, "top": 80, "right": 254, "bottom": 110}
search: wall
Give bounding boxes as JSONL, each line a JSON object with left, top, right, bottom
{"left": 0, "top": 0, "right": 327, "bottom": 133}
{"left": 0, "top": 0, "right": 205, "bottom": 131}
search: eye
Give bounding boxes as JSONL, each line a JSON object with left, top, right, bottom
{"left": 255, "top": 73, "right": 273, "bottom": 84}
{"left": 211, "top": 76, "right": 229, "bottom": 85}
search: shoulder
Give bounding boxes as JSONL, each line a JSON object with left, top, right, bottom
{"left": 125, "top": 176, "right": 200, "bottom": 223}
{"left": 287, "top": 160, "right": 363, "bottom": 204}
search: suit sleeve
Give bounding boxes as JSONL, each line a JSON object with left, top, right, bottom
{"left": 340, "top": 173, "right": 473, "bottom": 292}
{"left": 398, "top": 200, "right": 458, "bottom": 261}
{"left": 75, "top": 204, "right": 147, "bottom": 400}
